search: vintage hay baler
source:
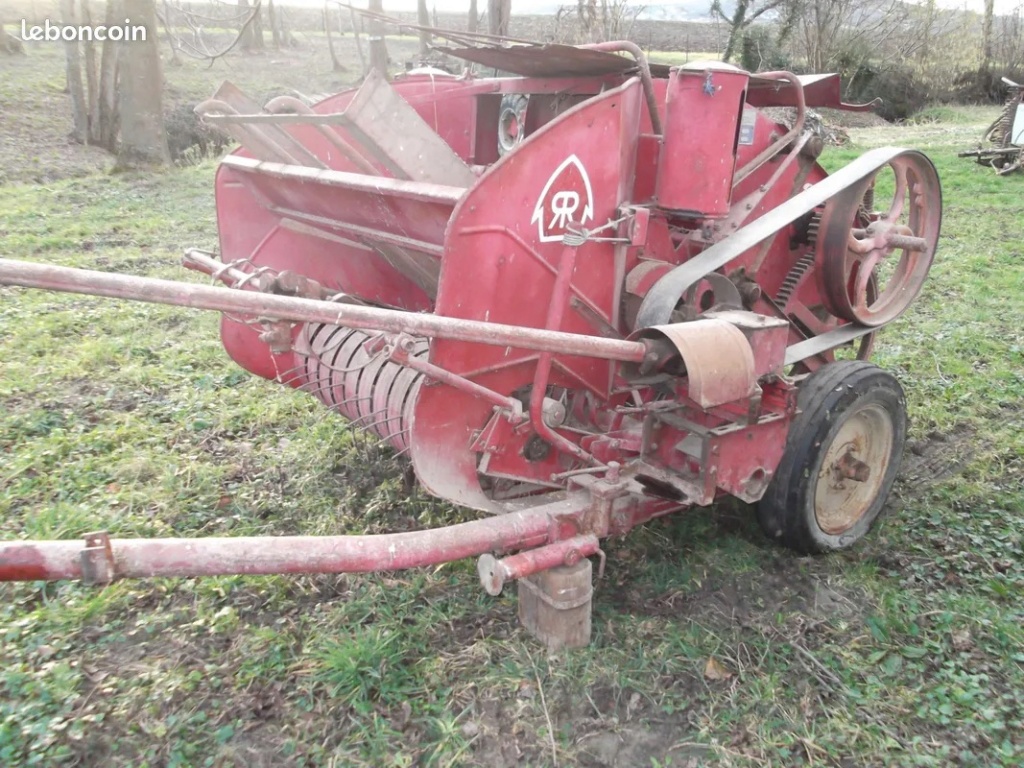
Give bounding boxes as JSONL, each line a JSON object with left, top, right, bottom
{"left": 0, "top": 42, "right": 941, "bottom": 646}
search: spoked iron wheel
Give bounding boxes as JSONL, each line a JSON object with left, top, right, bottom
{"left": 816, "top": 151, "right": 942, "bottom": 327}
{"left": 757, "top": 361, "right": 907, "bottom": 554}
{"left": 778, "top": 256, "right": 878, "bottom": 374}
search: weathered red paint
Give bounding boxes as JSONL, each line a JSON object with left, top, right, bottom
{"left": 0, "top": 46, "right": 941, "bottom": 599}
{"left": 478, "top": 534, "right": 601, "bottom": 596}
{"left": 0, "top": 547, "right": 51, "bottom": 581}
{"left": 0, "top": 259, "right": 649, "bottom": 363}
{"left": 0, "top": 498, "right": 568, "bottom": 582}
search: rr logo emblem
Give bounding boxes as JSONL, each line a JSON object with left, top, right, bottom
{"left": 531, "top": 155, "right": 594, "bottom": 243}
{"left": 549, "top": 191, "right": 581, "bottom": 230}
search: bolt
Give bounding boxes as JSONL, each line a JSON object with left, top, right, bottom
{"left": 738, "top": 280, "right": 762, "bottom": 307}
{"left": 606, "top": 461, "right": 621, "bottom": 483}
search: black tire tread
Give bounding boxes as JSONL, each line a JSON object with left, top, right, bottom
{"left": 757, "top": 361, "right": 907, "bottom": 554}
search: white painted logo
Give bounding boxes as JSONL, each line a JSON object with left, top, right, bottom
{"left": 531, "top": 155, "right": 594, "bottom": 243}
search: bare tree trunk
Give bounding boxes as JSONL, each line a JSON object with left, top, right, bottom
{"left": 468, "top": 0, "right": 478, "bottom": 33}
{"left": 324, "top": 4, "right": 344, "bottom": 71}
{"left": 488, "top": 0, "right": 510, "bottom": 37}
{"left": 982, "top": 0, "right": 995, "bottom": 69}
{"left": 368, "top": 0, "right": 388, "bottom": 78}
{"left": 81, "top": 1, "right": 99, "bottom": 126}
{"left": 238, "top": 0, "right": 255, "bottom": 51}
{"left": 61, "top": 0, "right": 89, "bottom": 143}
{"left": 117, "top": 0, "right": 169, "bottom": 168}
{"left": 278, "top": 5, "right": 293, "bottom": 47}
{"left": 417, "top": 0, "right": 430, "bottom": 53}
{"left": 251, "top": 0, "right": 264, "bottom": 50}
{"left": 722, "top": 0, "right": 750, "bottom": 63}
{"left": 918, "top": 0, "right": 935, "bottom": 62}
{"left": 268, "top": 0, "right": 281, "bottom": 48}
{"left": 349, "top": 5, "right": 367, "bottom": 74}
{"left": 94, "top": 0, "right": 120, "bottom": 150}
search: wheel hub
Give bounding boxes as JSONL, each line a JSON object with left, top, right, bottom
{"left": 814, "top": 402, "right": 894, "bottom": 535}
{"left": 816, "top": 153, "right": 941, "bottom": 327}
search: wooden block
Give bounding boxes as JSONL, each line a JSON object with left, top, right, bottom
{"left": 518, "top": 560, "right": 593, "bottom": 651}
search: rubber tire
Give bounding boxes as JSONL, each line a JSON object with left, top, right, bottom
{"left": 497, "top": 94, "right": 529, "bottom": 157}
{"left": 757, "top": 361, "right": 907, "bottom": 554}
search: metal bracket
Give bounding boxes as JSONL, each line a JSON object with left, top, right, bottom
{"left": 80, "top": 531, "right": 116, "bottom": 585}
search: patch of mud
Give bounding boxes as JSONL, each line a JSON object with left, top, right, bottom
{"left": 576, "top": 726, "right": 706, "bottom": 768}
{"left": 618, "top": 556, "right": 865, "bottom": 630}
{"left": 898, "top": 424, "right": 977, "bottom": 490}
{"left": 466, "top": 689, "right": 707, "bottom": 768}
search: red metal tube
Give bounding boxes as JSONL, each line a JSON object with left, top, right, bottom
{"left": 0, "top": 258, "right": 648, "bottom": 363}
{"left": 477, "top": 534, "right": 600, "bottom": 596}
{"left": 0, "top": 498, "right": 584, "bottom": 582}
{"left": 733, "top": 71, "right": 806, "bottom": 185}
{"left": 394, "top": 346, "right": 523, "bottom": 416}
{"left": 529, "top": 243, "right": 596, "bottom": 465}
{"left": 580, "top": 41, "right": 662, "bottom": 135}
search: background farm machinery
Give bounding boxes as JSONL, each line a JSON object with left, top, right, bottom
{"left": 959, "top": 76, "right": 1024, "bottom": 175}
{"left": 0, "top": 39, "right": 941, "bottom": 648}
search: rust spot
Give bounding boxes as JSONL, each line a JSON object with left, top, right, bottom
{"left": 0, "top": 546, "right": 52, "bottom": 582}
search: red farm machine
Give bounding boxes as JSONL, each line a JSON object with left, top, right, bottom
{"left": 0, "top": 39, "right": 941, "bottom": 647}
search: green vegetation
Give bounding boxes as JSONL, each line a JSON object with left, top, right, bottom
{"left": 647, "top": 51, "right": 723, "bottom": 66}
{"left": 1, "top": 41, "right": 1022, "bottom": 768}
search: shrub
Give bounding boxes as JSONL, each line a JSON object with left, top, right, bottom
{"left": 952, "top": 67, "right": 1024, "bottom": 104}
{"left": 839, "top": 60, "right": 928, "bottom": 122}
{"left": 740, "top": 27, "right": 793, "bottom": 73}
{"left": 164, "top": 102, "right": 232, "bottom": 164}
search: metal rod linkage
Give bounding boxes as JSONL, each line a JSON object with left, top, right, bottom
{"left": 0, "top": 497, "right": 586, "bottom": 582}
{"left": 0, "top": 258, "right": 649, "bottom": 363}
{"left": 477, "top": 534, "right": 600, "bottom": 596}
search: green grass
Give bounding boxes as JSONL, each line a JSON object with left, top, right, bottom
{"left": 1, "top": 68, "right": 1022, "bottom": 767}
{"left": 647, "top": 50, "right": 723, "bottom": 66}
{"left": 906, "top": 104, "right": 996, "bottom": 126}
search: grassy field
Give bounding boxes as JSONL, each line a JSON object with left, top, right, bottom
{"left": 1, "top": 40, "right": 1023, "bottom": 768}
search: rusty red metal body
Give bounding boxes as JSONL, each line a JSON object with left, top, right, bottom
{"left": 0, "top": 39, "right": 942, "bottom": 629}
